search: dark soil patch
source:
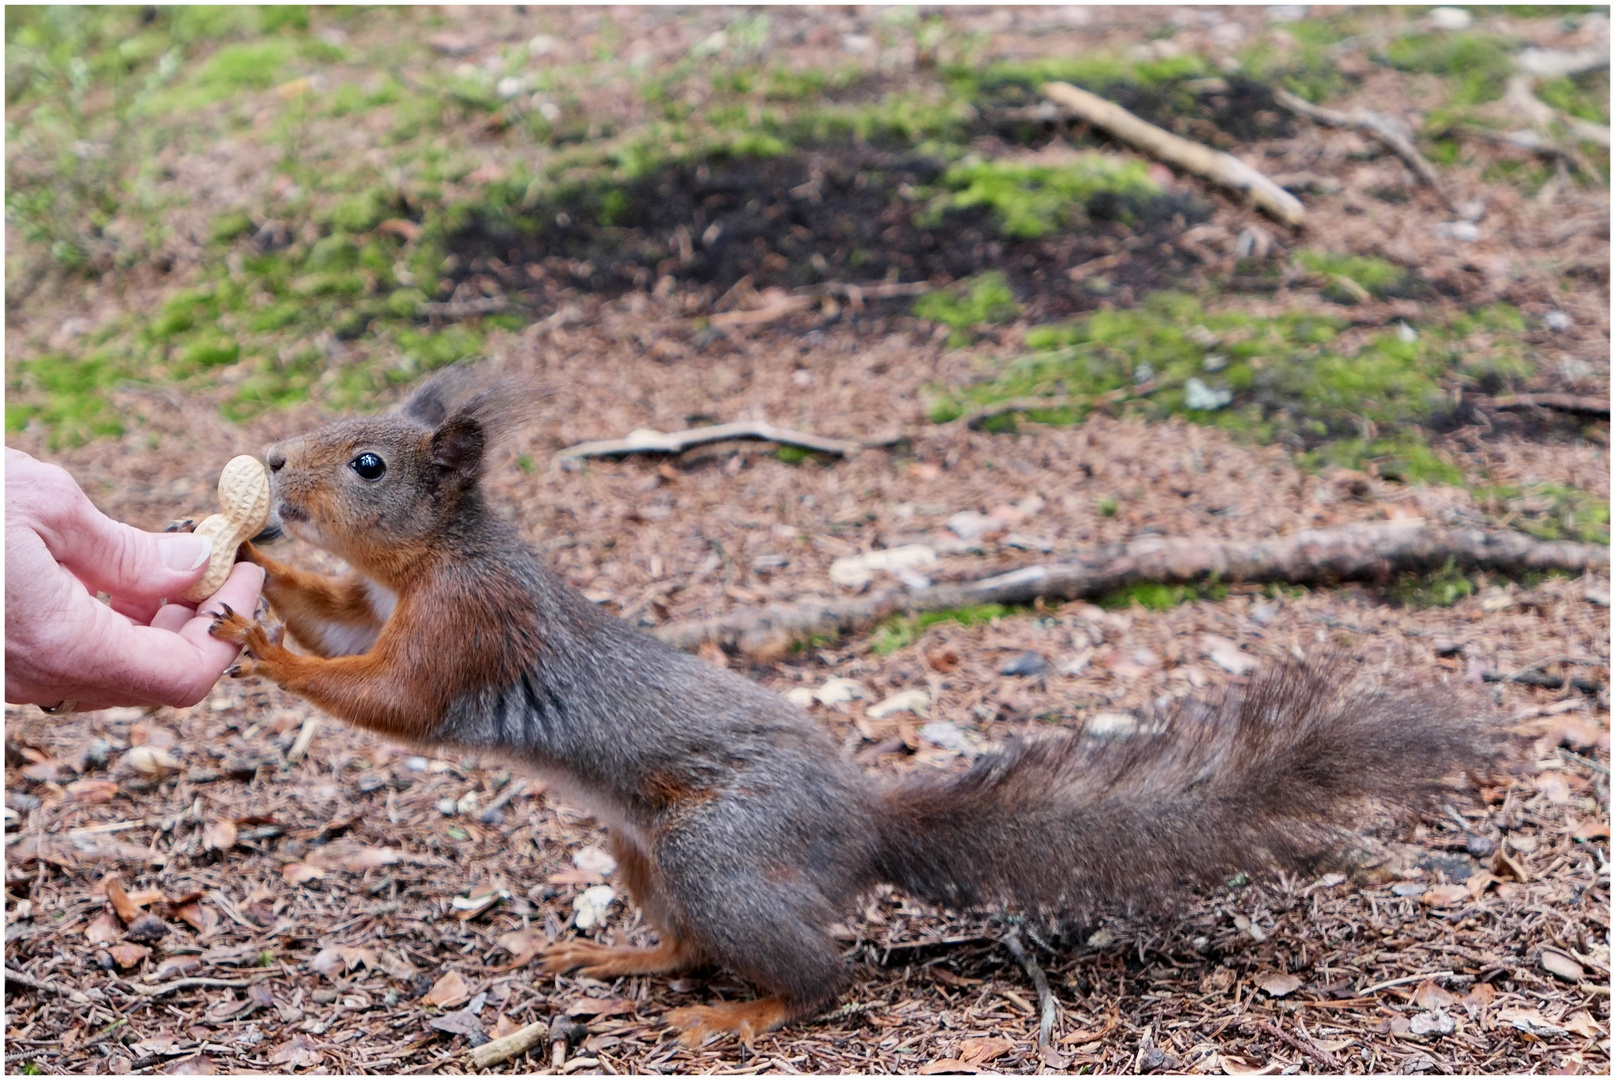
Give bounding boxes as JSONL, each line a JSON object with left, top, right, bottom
{"left": 445, "top": 146, "right": 1215, "bottom": 323}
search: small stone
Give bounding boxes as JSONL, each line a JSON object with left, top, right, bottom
{"left": 124, "top": 914, "right": 170, "bottom": 942}
{"left": 455, "top": 791, "right": 478, "bottom": 815}
{"left": 1184, "top": 378, "right": 1233, "bottom": 411}
{"left": 1545, "top": 310, "right": 1572, "bottom": 331}
{"left": 1266, "top": 5, "right": 1308, "bottom": 22}
{"left": 1409, "top": 1009, "right": 1456, "bottom": 1037}
{"left": 1000, "top": 651, "right": 1048, "bottom": 677}
{"left": 84, "top": 738, "right": 111, "bottom": 769}
{"left": 572, "top": 885, "right": 616, "bottom": 930}
{"left": 1465, "top": 833, "right": 1496, "bottom": 858}
{"left": 868, "top": 690, "right": 931, "bottom": 719}
{"left": 945, "top": 511, "right": 999, "bottom": 542}
{"left": 919, "top": 721, "right": 973, "bottom": 755}
{"left": 1396, "top": 322, "right": 1418, "bottom": 344}
{"left": 6, "top": 790, "right": 41, "bottom": 812}
{"left": 813, "top": 678, "right": 866, "bottom": 708}
{"left": 1431, "top": 637, "right": 1462, "bottom": 657}
{"left": 1436, "top": 221, "right": 1480, "bottom": 242}
{"left": 528, "top": 33, "right": 557, "bottom": 57}
{"left": 1202, "top": 353, "right": 1228, "bottom": 372}
{"left": 784, "top": 687, "right": 816, "bottom": 708}
{"left": 479, "top": 808, "right": 505, "bottom": 827}
{"left": 312, "top": 988, "right": 340, "bottom": 1004}
{"left": 437, "top": 798, "right": 458, "bottom": 817}
{"left": 572, "top": 845, "right": 618, "bottom": 876}
{"left": 1426, "top": 6, "right": 1472, "bottom": 30}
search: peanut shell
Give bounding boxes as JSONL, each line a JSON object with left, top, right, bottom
{"left": 181, "top": 455, "right": 271, "bottom": 603}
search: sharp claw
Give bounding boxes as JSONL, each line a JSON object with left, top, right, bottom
{"left": 217, "top": 602, "right": 235, "bottom": 618}
{"left": 227, "top": 665, "right": 244, "bottom": 678}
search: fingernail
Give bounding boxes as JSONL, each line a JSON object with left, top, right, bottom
{"left": 160, "top": 534, "right": 213, "bottom": 572}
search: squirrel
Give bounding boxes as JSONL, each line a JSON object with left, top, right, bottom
{"left": 209, "top": 369, "right": 1490, "bottom": 1045}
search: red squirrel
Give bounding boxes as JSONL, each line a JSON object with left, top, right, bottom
{"left": 210, "top": 369, "right": 1489, "bottom": 1044}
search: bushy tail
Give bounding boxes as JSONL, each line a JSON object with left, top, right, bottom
{"left": 874, "top": 661, "right": 1492, "bottom": 916}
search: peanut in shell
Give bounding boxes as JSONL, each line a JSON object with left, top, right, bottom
{"left": 181, "top": 455, "right": 271, "bottom": 603}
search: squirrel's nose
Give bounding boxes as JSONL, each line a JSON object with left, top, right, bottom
{"left": 266, "top": 448, "right": 286, "bottom": 473}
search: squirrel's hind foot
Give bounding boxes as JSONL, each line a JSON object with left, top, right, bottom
{"left": 666, "top": 998, "right": 793, "bottom": 1047}
{"left": 540, "top": 938, "right": 699, "bottom": 979}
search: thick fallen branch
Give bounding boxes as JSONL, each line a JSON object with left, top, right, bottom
{"left": 1274, "top": 88, "right": 1457, "bottom": 213}
{"left": 1043, "top": 81, "right": 1304, "bottom": 226}
{"left": 467, "top": 1018, "right": 549, "bottom": 1069}
{"left": 1489, "top": 393, "right": 1611, "bottom": 418}
{"left": 654, "top": 522, "right": 1609, "bottom": 655}
{"left": 557, "top": 422, "right": 894, "bottom": 463}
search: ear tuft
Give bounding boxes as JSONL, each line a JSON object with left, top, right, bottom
{"left": 430, "top": 414, "right": 485, "bottom": 484}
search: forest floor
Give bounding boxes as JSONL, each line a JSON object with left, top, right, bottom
{"left": 4, "top": 6, "right": 1609, "bottom": 1075}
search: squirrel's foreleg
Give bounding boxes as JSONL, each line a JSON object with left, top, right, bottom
{"left": 240, "top": 543, "right": 390, "bottom": 658}
{"left": 207, "top": 603, "right": 442, "bottom": 742}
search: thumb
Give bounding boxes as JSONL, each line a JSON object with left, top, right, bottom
{"left": 50, "top": 511, "right": 214, "bottom": 604}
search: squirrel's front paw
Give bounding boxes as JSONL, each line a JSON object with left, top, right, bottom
{"left": 208, "top": 602, "right": 273, "bottom": 657}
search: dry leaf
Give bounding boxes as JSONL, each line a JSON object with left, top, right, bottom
{"left": 1412, "top": 980, "right": 1459, "bottom": 1009}
{"left": 421, "top": 970, "right": 470, "bottom": 1008}
{"left": 1499, "top": 1008, "right": 1570, "bottom": 1036}
{"left": 127, "top": 887, "right": 165, "bottom": 907}
{"left": 269, "top": 1035, "right": 322, "bottom": 1068}
{"left": 84, "top": 910, "right": 122, "bottom": 945}
{"left": 311, "top": 947, "right": 345, "bottom": 979}
{"left": 495, "top": 929, "right": 547, "bottom": 971}
{"left": 959, "top": 1036, "right": 1014, "bottom": 1065}
{"left": 1255, "top": 971, "right": 1301, "bottom": 997}
{"left": 1571, "top": 818, "right": 1610, "bottom": 840}
{"left": 173, "top": 902, "right": 218, "bottom": 937}
{"left": 428, "top": 1009, "right": 486, "bottom": 1037}
{"left": 305, "top": 843, "right": 401, "bottom": 873}
{"left": 155, "top": 955, "right": 203, "bottom": 979}
{"left": 1539, "top": 948, "right": 1585, "bottom": 983}
{"left": 917, "top": 1061, "right": 977, "bottom": 1075}
{"left": 1222, "top": 1057, "right": 1283, "bottom": 1075}
{"left": 64, "top": 778, "right": 119, "bottom": 804}
{"left": 376, "top": 951, "right": 419, "bottom": 980}
{"left": 203, "top": 820, "right": 236, "bottom": 853}
{"left": 1535, "top": 774, "right": 1572, "bottom": 804}
{"left": 282, "top": 862, "right": 324, "bottom": 885}
{"left": 108, "top": 943, "right": 151, "bottom": 968}
{"left": 489, "top": 1014, "right": 521, "bottom": 1040}
{"left": 162, "top": 1055, "right": 216, "bottom": 1075}
{"left": 566, "top": 997, "right": 636, "bottom": 1018}
{"left": 1463, "top": 982, "right": 1496, "bottom": 1009}
{"left": 103, "top": 876, "right": 141, "bottom": 923}
{"left": 1563, "top": 1012, "right": 1601, "bottom": 1038}
{"left": 572, "top": 845, "right": 617, "bottom": 876}
{"left": 1421, "top": 884, "right": 1469, "bottom": 907}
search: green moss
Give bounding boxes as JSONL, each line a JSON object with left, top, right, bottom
{"left": 914, "top": 271, "right": 1021, "bottom": 346}
{"left": 7, "top": 353, "right": 131, "bottom": 448}
{"left": 329, "top": 191, "right": 389, "bottom": 234}
{"left": 923, "top": 155, "right": 1160, "bottom": 238}
{"left": 1100, "top": 580, "right": 1228, "bottom": 611}
{"left": 1475, "top": 483, "right": 1611, "bottom": 544}
{"left": 1386, "top": 557, "right": 1475, "bottom": 608}
{"left": 1294, "top": 250, "right": 1409, "bottom": 300}
{"left": 775, "top": 445, "right": 813, "bottom": 465}
{"left": 176, "top": 39, "right": 294, "bottom": 106}
{"left": 1097, "top": 495, "right": 1119, "bottom": 518}
{"left": 1537, "top": 67, "right": 1611, "bottom": 125}
{"left": 871, "top": 603, "right": 1023, "bottom": 655}
{"left": 1378, "top": 33, "right": 1515, "bottom": 105}
{"left": 210, "top": 211, "right": 256, "bottom": 244}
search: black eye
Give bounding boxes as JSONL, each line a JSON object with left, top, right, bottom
{"left": 350, "top": 452, "right": 386, "bottom": 481}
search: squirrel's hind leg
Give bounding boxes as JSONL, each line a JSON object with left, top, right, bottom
{"left": 665, "top": 998, "right": 797, "bottom": 1047}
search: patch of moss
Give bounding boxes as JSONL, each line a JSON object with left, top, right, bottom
{"left": 1475, "top": 483, "right": 1611, "bottom": 544}
{"left": 1099, "top": 579, "right": 1229, "bottom": 611}
{"left": 871, "top": 603, "right": 1023, "bottom": 655}
{"left": 921, "top": 155, "right": 1160, "bottom": 238}
{"left": 1537, "top": 67, "right": 1611, "bottom": 125}
{"left": 913, "top": 271, "right": 1021, "bottom": 346}
{"left": 6, "top": 353, "right": 132, "bottom": 448}
{"left": 1385, "top": 557, "right": 1476, "bottom": 608}
{"left": 1293, "top": 250, "right": 1410, "bottom": 300}
{"left": 1378, "top": 33, "right": 1515, "bottom": 106}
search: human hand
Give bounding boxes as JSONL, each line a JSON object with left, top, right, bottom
{"left": 4, "top": 449, "right": 266, "bottom": 711}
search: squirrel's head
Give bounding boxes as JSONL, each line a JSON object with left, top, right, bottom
{"left": 264, "top": 368, "right": 525, "bottom": 579}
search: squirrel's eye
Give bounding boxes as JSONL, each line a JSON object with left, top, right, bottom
{"left": 350, "top": 452, "right": 386, "bottom": 481}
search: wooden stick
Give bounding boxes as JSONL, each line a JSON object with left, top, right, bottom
{"left": 654, "top": 522, "right": 1609, "bottom": 656}
{"left": 1003, "top": 930, "right": 1057, "bottom": 1050}
{"left": 1042, "top": 81, "right": 1305, "bottom": 226}
{"left": 467, "top": 1017, "right": 550, "bottom": 1069}
{"left": 1489, "top": 393, "right": 1610, "bottom": 418}
{"left": 1274, "top": 89, "right": 1456, "bottom": 212}
{"left": 556, "top": 421, "right": 889, "bottom": 462}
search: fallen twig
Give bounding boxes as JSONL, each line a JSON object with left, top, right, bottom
{"left": 120, "top": 975, "right": 271, "bottom": 998}
{"left": 1274, "top": 88, "right": 1457, "bottom": 212}
{"left": 654, "top": 522, "right": 1609, "bottom": 656}
{"left": 557, "top": 421, "right": 895, "bottom": 463}
{"left": 5, "top": 967, "right": 100, "bottom": 1004}
{"left": 1456, "top": 125, "right": 1600, "bottom": 176}
{"left": 1358, "top": 971, "right": 1455, "bottom": 995}
{"left": 467, "top": 1017, "right": 549, "bottom": 1069}
{"left": 1488, "top": 393, "right": 1611, "bottom": 419}
{"left": 1042, "top": 81, "right": 1304, "bottom": 226}
{"left": 422, "top": 295, "right": 509, "bottom": 319}
{"left": 1241, "top": 1018, "right": 1342, "bottom": 1072}
{"left": 1003, "top": 930, "right": 1057, "bottom": 1050}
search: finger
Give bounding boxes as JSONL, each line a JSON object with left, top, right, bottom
{"left": 176, "top": 559, "right": 266, "bottom": 662}
{"left": 47, "top": 506, "right": 213, "bottom": 606}
{"left": 110, "top": 594, "right": 164, "bottom": 626}
{"left": 150, "top": 602, "right": 196, "bottom": 634}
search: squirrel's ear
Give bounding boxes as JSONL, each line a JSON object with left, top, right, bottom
{"left": 430, "top": 414, "right": 485, "bottom": 484}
